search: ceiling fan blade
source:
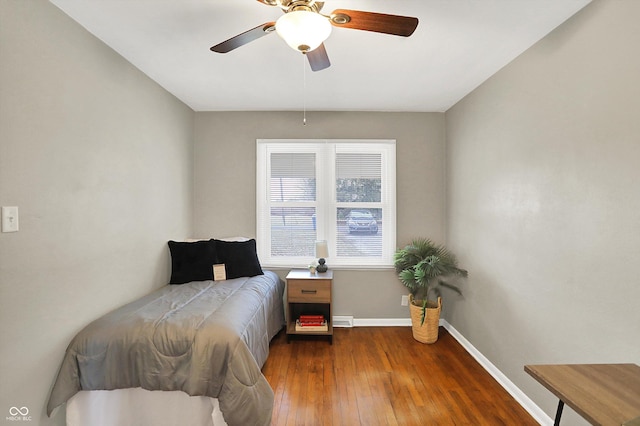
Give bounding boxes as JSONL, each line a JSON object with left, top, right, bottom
{"left": 306, "top": 43, "right": 330, "bottom": 72}
{"left": 256, "top": 0, "right": 278, "bottom": 6}
{"left": 329, "top": 9, "right": 418, "bottom": 37}
{"left": 210, "top": 22, "right": 276, "bottom": 53}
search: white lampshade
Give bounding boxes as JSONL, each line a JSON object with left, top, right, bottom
{"left": 315, "top": 240, "right": 329, "bottom": 259}
{"left": 276, "top": 10, "right": 332, "bottom": 53}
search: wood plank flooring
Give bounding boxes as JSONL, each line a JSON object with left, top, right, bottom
{"left": 262, "top": 327, "right": 538, "bottom": 426}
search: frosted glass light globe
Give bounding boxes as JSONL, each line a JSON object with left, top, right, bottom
{"left": 276, "top": 10, "right": 332, "bottom": 53}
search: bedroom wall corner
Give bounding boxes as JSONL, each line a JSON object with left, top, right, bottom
{"left": 0, "top": 2, "right": 194, "bottom": 425}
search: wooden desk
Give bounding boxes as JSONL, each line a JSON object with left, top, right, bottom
{"left": 525, "top": 364, "right": 640, "bottom": 426}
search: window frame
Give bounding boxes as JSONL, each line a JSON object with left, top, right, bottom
{"left": 256, "top": 139, "right": 396, "bottom": 269}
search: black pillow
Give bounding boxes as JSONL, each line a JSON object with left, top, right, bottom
{"left": 214, "top": 239, "right": 264, "bottom": 279}
{"left": 168, "top": 240, "right": 218, "bottom": 284}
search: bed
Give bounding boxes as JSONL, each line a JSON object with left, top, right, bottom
{"left": 47, "top": 239, "right": 285, "bottom": 426}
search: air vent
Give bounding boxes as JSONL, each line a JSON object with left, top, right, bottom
{"left": 333, "top": 315, "right": 354, "bottom": 328}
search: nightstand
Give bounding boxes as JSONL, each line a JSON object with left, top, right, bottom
{"left": 286, "top": 269, "right": 333, "bottom": 344}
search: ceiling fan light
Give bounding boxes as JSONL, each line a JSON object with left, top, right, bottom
{"left": 276, "top": 10, "right": 331, "bottom": 53}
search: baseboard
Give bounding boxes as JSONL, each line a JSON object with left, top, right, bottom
{"left": 440, "top": 320, "right": 552, "bottom": 426}
{"left": 342, "top": 316, "right": 551, "bottom": 425}
{"left": 351, "top": 318, "right": 411, "bottom": 327}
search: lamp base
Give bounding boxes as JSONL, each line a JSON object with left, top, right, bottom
{"left": 316, "top": 258, "right": 328, "bottom": 273}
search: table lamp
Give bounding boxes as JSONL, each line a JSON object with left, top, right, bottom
{"left": 315, "top": 240, "right": 329, "bottom": 272}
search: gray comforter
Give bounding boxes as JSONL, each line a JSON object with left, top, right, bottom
{"left": 47, "top": 271, "right": 285, "bottom": 426}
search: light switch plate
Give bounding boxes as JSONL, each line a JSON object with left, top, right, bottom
{"left": 2, "top": 206, "right": 19, "bottom": 232}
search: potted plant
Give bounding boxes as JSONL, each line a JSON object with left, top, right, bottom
{"left": 394, "top": 238, "right": 468, "bottom": 343}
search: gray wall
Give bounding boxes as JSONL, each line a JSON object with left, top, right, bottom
{"left": 194, "top": 111, "right": 447, "bottom": 318}
{"left": 445, "top": 1, "right": 640, "bottom": 424}
{"left": 0, "top": 1, "right": 194, "bottom": 425}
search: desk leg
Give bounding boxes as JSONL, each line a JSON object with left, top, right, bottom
{"left": 554, "top": 400, "right": 564, "bottom": 426}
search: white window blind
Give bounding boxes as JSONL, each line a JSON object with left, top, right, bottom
{"left": 335, "top": 151, "right": 382, "bottom": 259}
{"left": 257, "top": 140, "right": 396, "bottom": 268}
{"left": 269, "top": 152, "right": 316, "bottom": 257}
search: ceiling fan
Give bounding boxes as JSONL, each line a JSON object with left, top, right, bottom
{"left": 210, "top": 0, "right": 419, "bottom": 72}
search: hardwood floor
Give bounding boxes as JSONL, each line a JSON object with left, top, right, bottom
{"left": 262, "top": 327, "right": 538, "bottom": 426}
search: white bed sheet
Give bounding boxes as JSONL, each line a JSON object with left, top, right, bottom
{"left": 66, "top": 388, "right": 228, "bottom": 426}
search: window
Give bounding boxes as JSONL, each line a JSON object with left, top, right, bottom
{"left": 257, "top": 139, "right": 396, "bottom": 268}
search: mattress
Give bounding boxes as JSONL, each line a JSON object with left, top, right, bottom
{"left": 66, "top": 388, "right": 226, "bottom": 426}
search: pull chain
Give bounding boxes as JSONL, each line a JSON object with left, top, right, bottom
{"left": 302, "top": 53, "right": 307, "bottom": 125}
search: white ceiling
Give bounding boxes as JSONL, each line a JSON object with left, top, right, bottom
{"left": 49, "top": 0, "right": 591, "bottom": 112}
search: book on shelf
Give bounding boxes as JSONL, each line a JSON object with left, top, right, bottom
{"left": 299, "top": 314, "right": 325, "bottom": 321}
{"left": 297, "top": 315, "right": 326, "bottom": 325}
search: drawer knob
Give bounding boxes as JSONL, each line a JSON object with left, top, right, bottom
{"left": 301, "top": 289, "right": 317, "bottom": 294}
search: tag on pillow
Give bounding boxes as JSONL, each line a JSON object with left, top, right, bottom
{"left": 213, "top": 264, "right": 226, "bottom": 281}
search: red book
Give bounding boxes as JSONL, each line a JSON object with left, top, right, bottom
{"left": 298, "top": 318, "right": 325, "bottom": 323}
{"left": 299, "top": 315, "right": 325, "bottom": 321}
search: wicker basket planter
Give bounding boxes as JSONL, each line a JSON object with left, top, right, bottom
{"left": 409, "top": 295, "right": 441, "bottom": 344}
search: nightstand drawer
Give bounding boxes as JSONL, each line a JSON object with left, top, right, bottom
{"left": 288, "top": 279, "right": 331, "bottom": 303}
